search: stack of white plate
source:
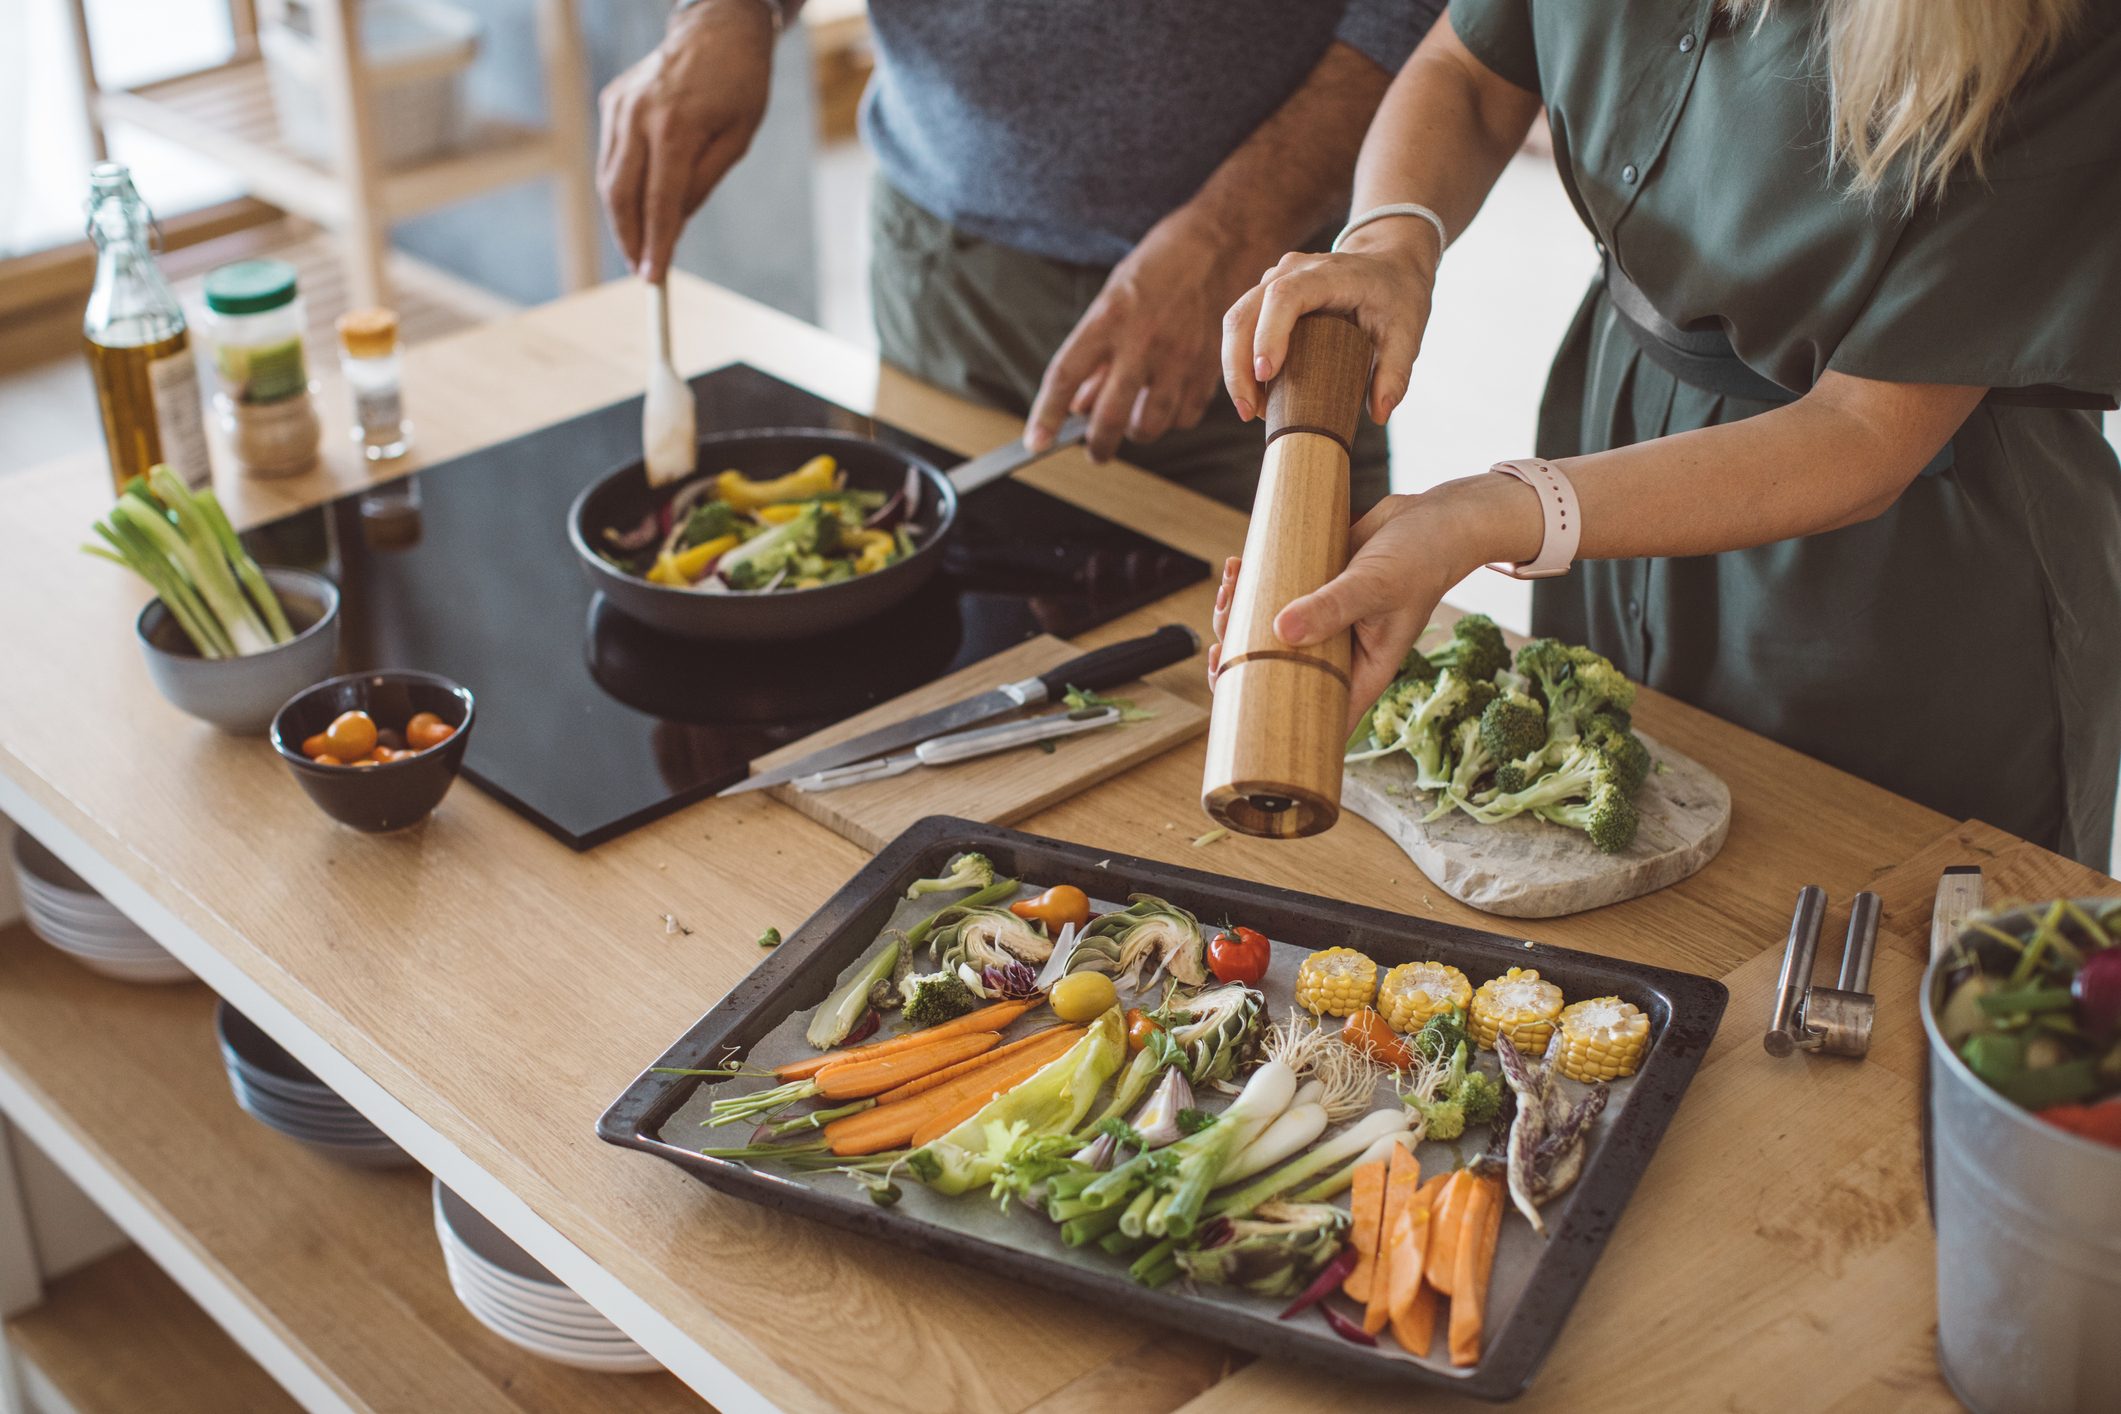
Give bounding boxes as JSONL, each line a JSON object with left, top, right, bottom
{"left": 433, "top": 1181, "right": 661, "bottom": 1373}
{"left": 12, "top": 831, "right": 191, "bottom": 984}
{"left": 215, "top": 1000, "right": 413, "bottom": 1169}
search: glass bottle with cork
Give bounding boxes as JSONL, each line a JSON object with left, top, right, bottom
{"left": 201, "top": 258, "right": 323, "bottom": 477}
{"left": 82, "top": 162, "right": 213, "bottom": 493}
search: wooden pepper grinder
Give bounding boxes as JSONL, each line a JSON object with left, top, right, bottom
{"left": 1201, "top": 312, "right": 1373, "bottom": 838}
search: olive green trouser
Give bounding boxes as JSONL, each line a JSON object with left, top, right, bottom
{"left": 868, "top": 178, "right": 1391, "bottom": 514}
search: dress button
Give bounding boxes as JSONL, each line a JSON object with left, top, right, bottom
{"left": 1679, "top": 32, "right": 1696, "bottom": 52}
{"left": 1627, "top": 598, "right": 1643, "bottom": 620}
{"left": 1621, "top": 163, "right": 1639, "bottom": 185}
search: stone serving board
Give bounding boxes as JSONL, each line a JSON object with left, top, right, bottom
{"left": 1341, "top": 733, "right": 1732, "bottom": 919}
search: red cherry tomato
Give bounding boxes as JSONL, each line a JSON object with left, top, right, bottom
{"left": 1208, "top": 925, "right": 1272, "bottom": 986}
{"left": 1124, "top": 1008, "right": 1162, "bottom": 1053}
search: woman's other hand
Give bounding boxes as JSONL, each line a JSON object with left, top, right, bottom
{"left": 1219, "top": 223, "right": 1443, "bottom": 428}
{"left": 1210, "top": 478, "right": 1542, "bottom": 723}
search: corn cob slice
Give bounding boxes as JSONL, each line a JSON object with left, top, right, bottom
{"left": 1294, "top": 947, "right": 1378, "bottom": 1018}
{"left": 1553, "top": 996, "right": 1649, "bottom": 1081}
{"left": 1376, "top": 961, "right": 1472, "bottom": 1033}
{"left": 1468, "top": 967, "right": 1565, "bottom": 1053}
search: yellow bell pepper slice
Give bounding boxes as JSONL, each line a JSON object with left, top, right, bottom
{"left": 670, "top": 533, "right": 738, "bottom": 583}
{"left": 645, "top": 551, "right": 685, "bottom": 587}
{"left": 713, "top": 455, "right": 838, "bottom": 512}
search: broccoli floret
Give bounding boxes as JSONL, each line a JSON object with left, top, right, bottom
{"left": 905, "top": 851, "right": 995, "bottom": 899}
{"left": 718, "top": 504, "right": 841, "bottom": 589}
{"left": 1411, "top": 1005, "right": 1471, "bottom": 1064}
{"left": 1426, "top": 613, "right": 1510, "bottom": 686}
{"left": 1516, "top": 639, "right": 1636, "bottom": 736}
{"left": 1419, "top": 1098, "right": 1469, "bottom": 1142}
{"left": 1394, "top": 646, "right": 1443, "bottom": 683}
{"left": 1457, "top": 1068, "right": 1505, "bottom": 1127}
{"left": 1581, "top": 712, "right": 1651, "bottom": 794}
{"left": 678, "top": 499, "right": 742, "bottom": 547}
{"left": 898, "top": 970, "right": 979, "bottom": 1028}
{"left": 1537, "top": 780, "right": 1642, "bottom": 854}
{"left": 1459, "top": 740, "right": 1622, "bottom": 824}
{"left": 1480, "top": 689, "right": 1547, "bottom": 765}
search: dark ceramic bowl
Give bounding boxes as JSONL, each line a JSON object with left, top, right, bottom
{"left": 269, "top": 671, "right": 474, "bottom": 832}
{"left": 137, "top": 566, "right": 341, "bottom": 734}
{"left": 567, "top": 429, "right": 955, "bottom": 642}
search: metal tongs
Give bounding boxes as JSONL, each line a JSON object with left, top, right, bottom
{"left": 1764, "top": 885, "right": 1882, "bottom": 1059}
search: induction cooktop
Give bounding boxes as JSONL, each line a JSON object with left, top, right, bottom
{"left": 246, "top": 364, "right": 1209, "bottom": 848}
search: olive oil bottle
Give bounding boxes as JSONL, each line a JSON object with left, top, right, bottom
{"left": 83, "top": 163, "right": 212, "bottom": 493}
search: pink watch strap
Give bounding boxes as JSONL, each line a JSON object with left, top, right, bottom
{"left": 1485, "top": 458, "right": 1580, "bottom": 580}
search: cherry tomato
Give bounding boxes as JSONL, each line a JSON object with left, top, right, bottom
{"left": 1010, "top": 884, "right": 1092, "bottom": 932}
{"left": 324, "top": 710, "right": 378, "bottom": 760}
{"left": 406, "top": 711, "right": 455, "bottom": 751}
{"left": 1208, "top": 924, "right": 1273, "bottom": 986}
{"left": 374, "top": 727, "right": 407, "bottom": 751}
{"left": 300, "top": 731, "right": 332, "bottom": 758}
{"left": 1341, "top": 1006, "right": 1413, "bottom": 1069}
{"left": 1124, "top": 1008, "right": 1163, "bottom": 1053}
{"left": 311, "top": 753, "right": 345, "bottom": 767}
{"left": 368, "top": 746, "right": 402, "bottom": 764}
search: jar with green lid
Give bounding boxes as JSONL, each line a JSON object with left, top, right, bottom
{"left": 202, "top": 258, "right": 321, "bottom": 476}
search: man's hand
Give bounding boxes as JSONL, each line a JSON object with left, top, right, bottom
{"left": 597, "top": 0, "right": 776, "bottom": 284}
{"left": 1025, "top": 212, "right": 1269, "bottom": 462}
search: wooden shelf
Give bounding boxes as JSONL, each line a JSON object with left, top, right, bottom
{"left": 96, "top": 58, "right": 558, "bottom": 229}
{"left": 7, "top": 1247, "right": 304, "bottom": 1414}
{"left": 0, "top": 924, "right": 707, "bottom": 1414}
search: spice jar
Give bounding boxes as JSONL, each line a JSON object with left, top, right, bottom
{"left": 337, "top": 307, "right": 411, "bottom": 461}
{"left": 202, "top": 258, "right": 321, "bottom": 477}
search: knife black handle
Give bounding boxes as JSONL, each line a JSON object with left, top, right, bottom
{"left": 1036, "top": 623, "right": 1200, "bottom": 700}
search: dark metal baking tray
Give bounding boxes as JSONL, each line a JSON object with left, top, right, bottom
{"left": 598, "top": 816, "right": 1728, "bottom": 1401}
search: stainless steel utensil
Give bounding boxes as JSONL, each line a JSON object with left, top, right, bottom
{"left": 1764, "top": 885, "right": 1880, "bottom": 1059}
{"left": 793, "top": 706, "right": 1121, "bottom": 791}
{"left": 719, "top": 623, "right": 1198, "bottom": 796}
{"left": 948, "top": 415, "right": 1088, "bottom": 496}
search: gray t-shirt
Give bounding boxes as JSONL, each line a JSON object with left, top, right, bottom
{"left": 860, "top": 1, "right": 1442, "bottom": 268}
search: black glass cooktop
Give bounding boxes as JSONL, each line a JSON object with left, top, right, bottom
{"left": 252, "top": 364, "right": 1208, "bottom": 848}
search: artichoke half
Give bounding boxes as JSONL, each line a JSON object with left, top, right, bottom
{"left": 1065, "top": 894, "right": 1207, "bottom": 990}
{"left": 1174, "top": 1201, "right": 1351, "bottom": 1297}
{"left": 1153, "top": 982, "right": 1265, "bottom": 1085}
{"left": 932, "top": 905, "right": 1053, "bottom": 976}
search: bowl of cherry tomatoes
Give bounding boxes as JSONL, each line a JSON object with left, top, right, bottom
{"left": 270, "top": 671, "right": 474, "bottom": 832}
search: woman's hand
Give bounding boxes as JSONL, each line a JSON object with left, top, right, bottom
{"left": 1209, "top": 478, "right": 1542, "bottom": 722}
{"left": 1219, "top": 223, "right": 1443, "bottom": 427}
{"left": 598, "top": 0, "right": 777, "bottom": 284}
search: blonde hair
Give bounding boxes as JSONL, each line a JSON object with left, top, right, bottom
{"left": 1728, "top": 0, "right": 2084, "bottom": 202}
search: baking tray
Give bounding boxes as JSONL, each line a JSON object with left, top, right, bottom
{"left": 598, "top": 816, "right": 1728, "bottom": 1401}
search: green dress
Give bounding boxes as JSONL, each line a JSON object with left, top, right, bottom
{"left": 1449, "top": 0, "right": 2121, "bottom": 865}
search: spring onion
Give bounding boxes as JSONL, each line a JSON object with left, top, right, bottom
{"left": 83, "top": 467, "right": 292, "bottom": 659}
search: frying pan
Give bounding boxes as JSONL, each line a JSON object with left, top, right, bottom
{"left": 567, "top": 429, "right": 956, "bottom": 641}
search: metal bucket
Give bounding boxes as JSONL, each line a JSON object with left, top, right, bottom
{"left": 1922, "top": 901, "right": 2121, "bottom": 1414}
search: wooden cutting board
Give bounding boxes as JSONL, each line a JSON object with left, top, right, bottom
{"left": 759, "top": 635, "right": 1207, "bottom": 851}
{"left": 1341, "top": 731, "right": 1732, "bottom": 918}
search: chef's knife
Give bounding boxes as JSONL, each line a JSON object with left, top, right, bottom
{"left": 948, "top": 414, "right": 1089, "bottom": 496}
{"left": 794, "top": 706, "right": 1122, "bottom": 792}
{"left": 719, "top": 622, "right": 1198, "bottom": 797}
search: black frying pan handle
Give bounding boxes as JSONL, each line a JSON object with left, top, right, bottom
{"left": 1036, "top": 624, "right": 1200, "bottom": 700}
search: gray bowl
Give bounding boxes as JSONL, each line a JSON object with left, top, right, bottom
{"left": 136, "top": 566, "right": 341, "bottom": 735}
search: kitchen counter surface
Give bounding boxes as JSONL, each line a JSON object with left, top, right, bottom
{"left": 1, "top": 274, "right": 2104, "bottom": 1412}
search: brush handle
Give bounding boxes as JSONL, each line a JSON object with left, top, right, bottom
{"left": 1201, "top": 314, "right": 1373, "bottom": 839}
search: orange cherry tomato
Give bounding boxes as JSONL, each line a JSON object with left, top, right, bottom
{"left": 1342, "top": 1006, "right": 1414, "bottom": 1069}
{"left": 368, "top": 746, "right": 400, "bottom": 764}
{"left": 1010, "top": 884, "right": 1092, "bottom": 932}
{"left": 311, "top": 753, "right": 346, "bottom": 767}
{"left": 1124, "top": 1008, "right": 1163, "bottom": 1053}
{"left": 406, "top": 712, "right": 455, "bottom": 751}
{"left": 324, "top": 710, "right": 378, "bottom": 760}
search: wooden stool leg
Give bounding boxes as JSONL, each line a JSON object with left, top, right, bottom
{"left": 311, "top": 0, "right": 389, "bottom": 308}
{"left": 538, "top": 0, "right": 600, "bottom": 292}
{"left": 61, "top": 0, "right": 109, "bottom": 163}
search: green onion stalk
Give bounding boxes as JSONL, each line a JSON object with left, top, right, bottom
{"left": 83, "top": 466, "right": 293, "bottom": 659}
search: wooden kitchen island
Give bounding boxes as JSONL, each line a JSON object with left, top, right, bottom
{"left": 0, "top": 275, "right": 2105, "bottom": 1413}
